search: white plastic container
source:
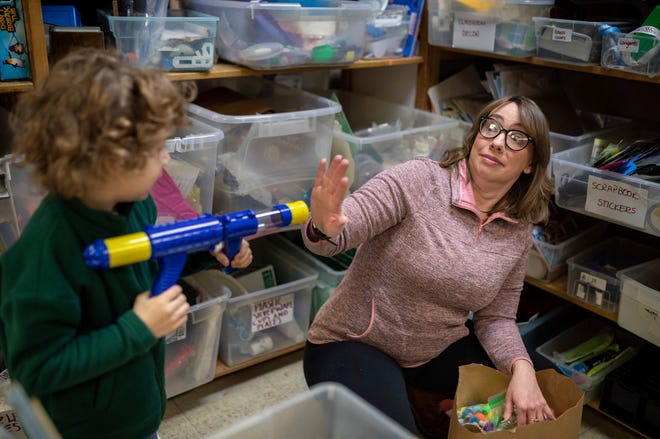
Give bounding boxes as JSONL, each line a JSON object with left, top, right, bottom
{"left": 182, "top": 0, "right": 376, "bottom": 69}
{"left": 552, "top": 143, "right": 660, "bottom": 236}
{"left": 218, "top": 236, "right": 318, "bottom": 366}
{"left": 187, "top": 77, "right": 341, "bottom": 214}
{"left": 102, "top": 9, "right": 219, "bottom": 71}
{"left": 205, "top": 382, "right": 416, "bottom": 438}
{"left": 164, "top": 271, "right": 230, "bottom": 397}
{"left": 616, "top": 258, "right": 660, "bottom": 348}
{"left": 331, "top": 90, "right": 468, "bottom": 190}
{"left": 427, "top": 0, "right": 554, "bottom": 56}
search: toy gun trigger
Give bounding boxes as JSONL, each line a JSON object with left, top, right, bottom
{"left": 151, "top": 253, "right": 188, "bottom": 296}
{"left": 222, "top": 238, "right": 243, "bottom": 275}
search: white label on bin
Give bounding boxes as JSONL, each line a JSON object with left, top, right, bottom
{"left": 585, "top": 175, "right": 648, "bottom": 228}
{"left": 453, "top": 12, "right": 496, "bottom": 52}
{"left": 580, "top": 272, "right": 607, "bottom": 292}
{"left": 552, "top": 27, "right": 572, "bottom": 42}
{"left": 165, "top": 324, "right": 187, "bottom": 344}
{"left": 617, "top": 38, "right": 640, "bottom": 53}
{"left": 257, "top": 118, "right": 314, "bottom": 138}
{"left": 251, "top": 293, "right": 295, "bottom": 332}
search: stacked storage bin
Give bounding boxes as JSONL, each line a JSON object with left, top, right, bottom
{"left": 526, "top": 220, "right": 606, "bottom": 282}
{"left": 552, "top": 143, "right": 660, "bottom": 236}
{"left": 364, "top": 4, "right": 410, "bottom": 58}
{"left": 600, "top": 5, "right": 660, "bottom": 77}
{"left": 0, "top": 156, "right": 42, "bottom": 239}
{"left": 182, "top": 0, "right": 377, "bottom": 69}
{"left": 156, "top": 117, "right": 224, "bottom": 222}
{"left": 536, "top": 318, "right": 644, "bottom": 403}
{"left": 330, "top": 90, "right": 468, "bottom": 190}
{"left": 217, "top": 235, "right": 318, "bottom": 366}
{"left": 601, "top": 27, "right": 660, "bottom": 77}
{"left": 427, "top": 0, "right": 554, "bottom": 56}
{"left": 565, "top": 237, "right": 659, "bottom": 315}
{"left": 616, "top": 258, "right": 660, "bottom": 347}
{"left": 164, "top": 271, "right": 230, "bottom": 397}
{"left": 600, "top": 344, "right": 660, "bottom": 437}
{"left": 187, "top": 77, "right": 341, "bottom": 215}
{"left": 278, "top": 233, "right": 355, "bottom": 323}
{"left": 100, "top": 9, "right": 219, "bottom": 71}
{"left": 533, "top": 17, "right": 633, "bottom": 65}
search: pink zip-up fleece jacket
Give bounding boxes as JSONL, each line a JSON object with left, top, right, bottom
{"left": 303, "top": 157, "right": 533, "bottom": 373}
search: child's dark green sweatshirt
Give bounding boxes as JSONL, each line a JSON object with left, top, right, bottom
{"left": 0, "top": 194, "right": 214, "bottom": 439}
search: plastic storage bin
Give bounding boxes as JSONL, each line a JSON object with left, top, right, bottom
{"left": 600, "top": 345, "right": 660, "bottom": 438}
{"left": 566, "top": 237, "right": 660, "bottom": 314}
{"left": 536, "top": 318, "right": 642, "bottom": 403}
{"left": 182, "top": 0, "right": 376, "bottom": 69}
{"left": 0, "top": 156, "right": 43, "bottom": 238}
{"left": 552, "top": 143, "right": 660, "bottom": 236}
{"left": 548, "top": 114, "right": 633, "bottom": 155}
{"left": 277, "top": 233, "right": 354, "bottom": 322}
{"left": 364, "top": 5, "right": 410, "bottom": 59}
{"left": 427, "top": 0, "right": 554, "bottom": 56}
{"left": 187, "top": 77, "right": 341, "bottom": 214}
{"left": 102, "top": 9, "right": 219, "bottom": 71}
{"left": 601, "top": 28, "right": 660, "bottom": 77}
{"left": 533, "top": 17, "right": 631, "bottom": 65}
{"left": 526, "top": 221, "right": 606, "bottom": 282}
{"left": 218, "top": 235, "right": 318, "bottom": 366}
{"left": 164, "top": 270, "right": 230, "bottom": 397}
{"left": 157, "top": 116, "right": 224, "bottom": 222}
{"left": 205, "top": 382, "right": 416, "bottom": 438}
{"left": 616, "top": 258, "right": 660, "bottom": 347}
{"left": 331, "top": 90, "right": 468, "bottom": 190}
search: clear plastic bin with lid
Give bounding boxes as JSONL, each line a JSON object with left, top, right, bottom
{"left": 427, "top": 0, "right": 554, "bottom": 56}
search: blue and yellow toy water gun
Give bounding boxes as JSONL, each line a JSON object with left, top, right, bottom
{"left": 83, "top": 201, "right": 309, "bottom": 296}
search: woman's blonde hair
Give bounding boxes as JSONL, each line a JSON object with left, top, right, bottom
{"left": 441, "top": 96, "right": 554, "bottom": 223}
{"left": 9, "top": 48, "right": 196, "bottom": 199}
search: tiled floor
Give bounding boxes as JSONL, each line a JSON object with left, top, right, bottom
{"left": 159, "top": 349, "right": 642, "bottom": 439}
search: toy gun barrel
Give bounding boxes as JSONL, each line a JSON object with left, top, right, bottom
{"left": 83, "top": 201, "right": 309, "bottom": 295}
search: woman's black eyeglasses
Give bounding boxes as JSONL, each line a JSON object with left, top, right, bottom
{"left": 478, "top": 117, "right": 534, "bottom": 151}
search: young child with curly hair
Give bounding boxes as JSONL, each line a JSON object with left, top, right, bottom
{"left": 0, "top": 48, "right": 252, "bottom": 439}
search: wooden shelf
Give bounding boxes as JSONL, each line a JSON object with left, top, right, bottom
{"left": 0, "top": 81, "right": 34, "bottom": 94}
{"left": 166, "top": 56, "right": 423, "bottom": 81}
{"left": 214, "top": 342, "right": 305, "bottom": 379}
{"left": 525, "top": 275, "right": 618, "bottom": 323}
{"left": 432, "top": 46, "right": 660, "bottom": 85}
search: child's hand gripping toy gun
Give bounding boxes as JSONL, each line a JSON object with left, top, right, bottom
{"left": 83, "top": 201, "right": 309, "bottom": 296}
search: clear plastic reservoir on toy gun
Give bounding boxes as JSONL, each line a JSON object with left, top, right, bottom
{"left": 83, "top": 201, "right": 309, "bottom": 295}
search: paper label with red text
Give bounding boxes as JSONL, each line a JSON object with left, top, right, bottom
{"left": 251, "top": 293, "right": 294, "bottom": 333}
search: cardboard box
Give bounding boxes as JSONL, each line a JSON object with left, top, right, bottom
{"left": 449, "top": 364, "right": 584, "bottom": 439}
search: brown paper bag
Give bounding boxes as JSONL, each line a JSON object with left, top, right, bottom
{"left": 448, "top": 364, "right": 584, "bottom": 439}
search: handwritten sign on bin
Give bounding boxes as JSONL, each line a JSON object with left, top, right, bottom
{"left": 585, "top": 175, "right": 648, "bottom": 228}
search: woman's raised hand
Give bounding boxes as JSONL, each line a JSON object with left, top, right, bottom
{"left": 310, "top": 155, "right": 350, "bottom": 237}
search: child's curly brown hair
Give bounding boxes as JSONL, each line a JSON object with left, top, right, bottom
{"left": 9, "top": 48, "right": 196, "bottom": 200}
